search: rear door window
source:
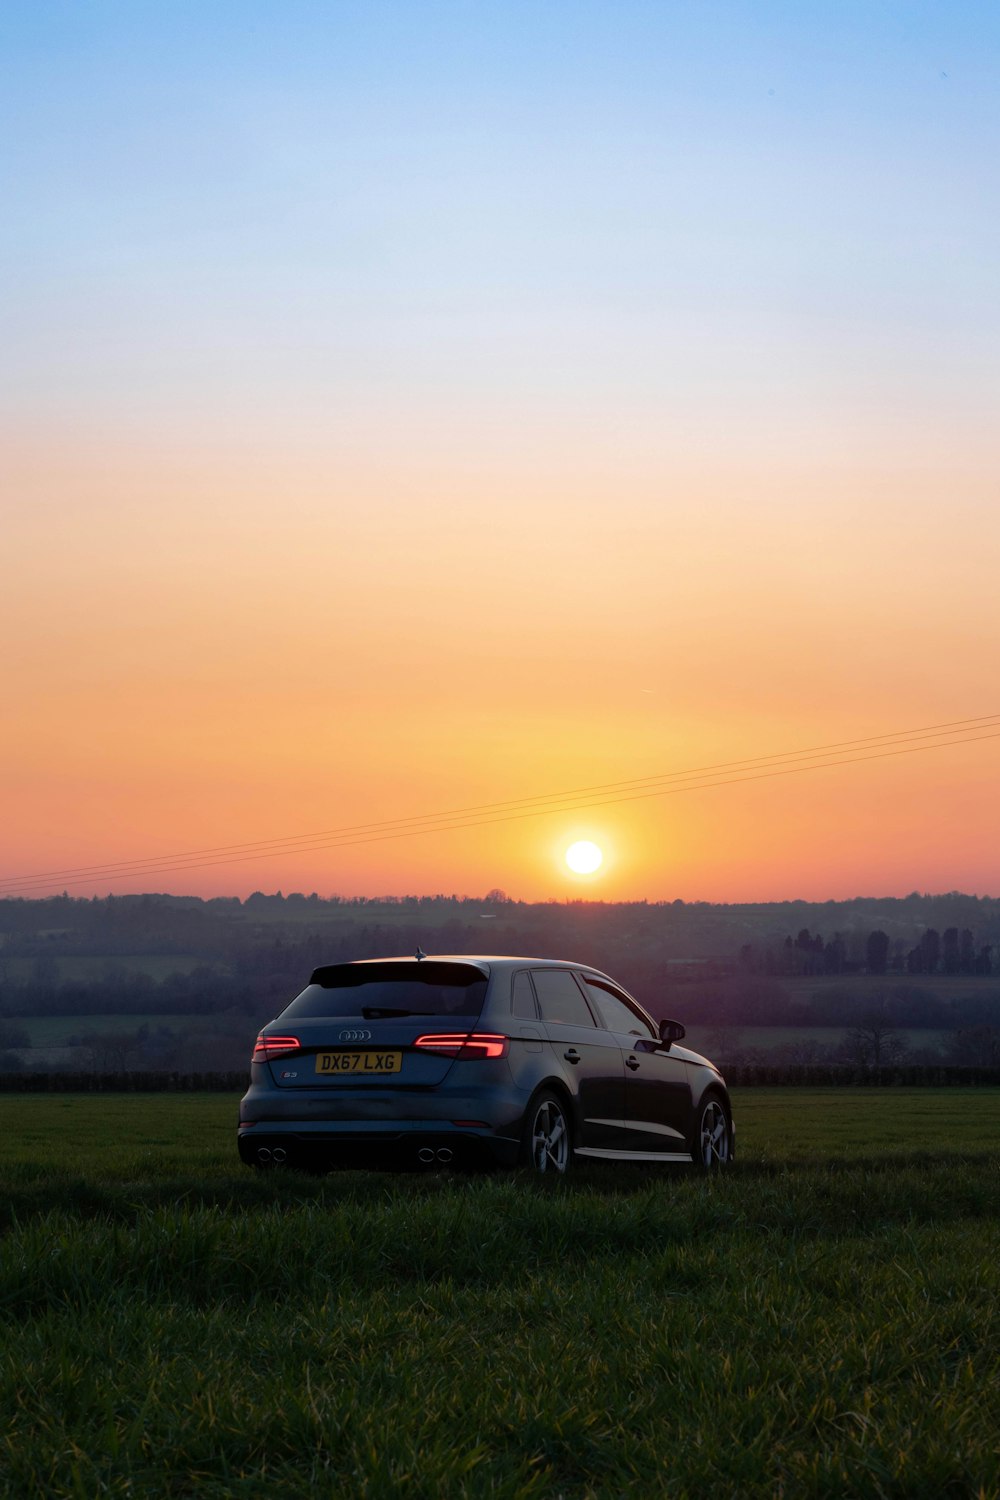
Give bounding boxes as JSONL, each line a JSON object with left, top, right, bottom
{"left": 512, "top": 971, "right": 539, "bottom": 1019}
{"left": 581, "top": 978, "right": 655, "bottom": 1038}
{"left": 532, "top": 969, "right": 597, "bottom": 1028}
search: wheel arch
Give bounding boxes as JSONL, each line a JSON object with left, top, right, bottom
{"left": 523, "top": 1077, "right": 577, "bottom": 1141}
{"left": 689, "top": 1070, "right": 732, "bottom": 1121}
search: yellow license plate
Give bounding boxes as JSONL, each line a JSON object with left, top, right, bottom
{"left": 315, "top": 1050, "right": 403, "bottom": 1077}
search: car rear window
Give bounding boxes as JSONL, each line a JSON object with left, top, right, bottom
{"left": 279, "top": 961, "right": 489, "bottom": 1020}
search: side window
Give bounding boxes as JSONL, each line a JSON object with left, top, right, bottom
{"left": 532, "top": 970, "right": 597, "bottom": 1028}
{"left": 582, "top": 978, "right": 655, "bottom": 1039}
{"left": 511, "top": 971, "right": 538, "bottom": 1020}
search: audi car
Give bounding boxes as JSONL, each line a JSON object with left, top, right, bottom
{"left": 238, "top": 954, "right": 734, "bottom": 1174}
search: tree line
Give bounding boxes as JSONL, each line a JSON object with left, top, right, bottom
{"left": 739, "top": 926, "right": 993, "bottom": 978}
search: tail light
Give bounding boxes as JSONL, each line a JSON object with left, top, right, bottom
{"left": 413, "top": 1032, "right": 509, "bottom": 1060}
{"left": 252, "top": 1033, "right": 301, "bottom": 1062}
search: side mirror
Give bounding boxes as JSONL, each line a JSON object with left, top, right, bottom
{"left": 658, "top": 1018, "right": 686, "bottom": 1048}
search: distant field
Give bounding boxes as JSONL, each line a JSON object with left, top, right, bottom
{"left": 1, "top": 953, "right": 220, "bottom": 982}
{"left": 1, "top": 1089, "right": 998, "bottom": 1495}
{"left": 7, "top": 1012, "right": 237, "bottom": 1047}
{"left": 784, "top": 973, "right": 1000, "bottom": 1003}
{"left": 4, "top": 1016, "right": 954, "bottom": 1058}
{"left": 682, "top": 1024, "right": 951, "bottom": 1058}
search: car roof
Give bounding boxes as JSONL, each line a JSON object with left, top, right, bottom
{"left": 348, "top": 954, "right": 615, "bottom": 977}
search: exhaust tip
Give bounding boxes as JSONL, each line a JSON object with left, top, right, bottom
{"left": 257, "top": 1147, "right": 272, "bottom": 1164}
{"left": 272, "top": 1147, "right": 287, "bottom": 1165}
{"left": 417, "top": 1148, "right": 435, "bottom": 1163}
{"left": 436, "top": 1148, "right": 453, "bottom": 1163}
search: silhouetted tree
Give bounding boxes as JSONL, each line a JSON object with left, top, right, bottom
{"left": 942, "top": 927, "right": 961, "bottom": 975}
{"left": 823, "top": 935, "right": 845, "bottom": 975}
{"left": 921, "top": 929, "right": 941, "bottom": 974}
{"left": 948, "top": 1024, "right": 1000, "bottom": 1067}
{"left": 841, "top": 1010, "right": 908, "bottom": 1067}
{"left": 866, "top": 930, "right": 890, "bottom": 975}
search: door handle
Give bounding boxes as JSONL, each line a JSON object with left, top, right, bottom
{"left": 626, "top": 1055, "right": 640, "bottom": 1071}
{"left": 564, "top": 1048, "right": 581, "bottom": 1064}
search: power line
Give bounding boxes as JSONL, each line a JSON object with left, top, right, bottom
{"left": 2, "top": 711, "right": 997, "bottom": 887}
{"left": 1, "top": 715, "right": 997, "bottom": 896}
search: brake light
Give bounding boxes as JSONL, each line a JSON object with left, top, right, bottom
{"left": 252, "top": 1033, "right": 301, "bottom": 1062}
{"left": 413, "top": 1033, "right": 509, "bottom": 1060}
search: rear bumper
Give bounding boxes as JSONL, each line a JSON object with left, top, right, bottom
{"left": 237, "top": 1118, "right": 520, "bottom": 1169}
{"left": 237, "top": 1078, "right": 526, "bottom": 1169}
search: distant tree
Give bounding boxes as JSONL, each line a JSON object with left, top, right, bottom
{"left": 960, "top": 929, "right": 976, "bottom": 974}
{"left": 841, "top": 1012, "right": 909, "bottom": 1067}
{"left": 823, "top": 935, "right": 845, "bottom": 975}
{"left": 948, "top": 1024, "right": 1000, "bottom": 1068}
{"left": 920, "top": 929, "right": 941, "bottom": 974}
{"left": 82, "top": 1031, "right": 140, "bottom": 1072}
{"left": 942, "top": 927, "right": 961, "bottom": 975}
{"left": 866, "top": 930, "right": 890, "bottom": 975}
{"left": 32, "top": 955, "right": 60, "bottom": 987}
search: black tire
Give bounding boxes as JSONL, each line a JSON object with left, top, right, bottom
{"left": 692, "top": 1093, "right": 732, "bottom": 1169}
{"left": 520, "top": 1090, "right": 572, "bottom": 1175}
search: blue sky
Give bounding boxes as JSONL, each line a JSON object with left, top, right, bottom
{"left": 3, "top": 2, "right": 997, "bottom": 447}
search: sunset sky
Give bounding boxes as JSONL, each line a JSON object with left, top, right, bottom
{"left": 3, "top": 2, "right": 999, "bottom": 902}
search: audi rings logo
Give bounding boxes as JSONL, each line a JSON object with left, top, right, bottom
{"left": 338, "top": 1028, "right": 372, "bottom": 1042}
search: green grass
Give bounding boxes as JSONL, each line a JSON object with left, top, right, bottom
{"left": 1, "top": 1091, "right": 999, "bottom": 1497}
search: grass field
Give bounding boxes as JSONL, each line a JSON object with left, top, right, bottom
{"left": 1, "top": 1090, "right": 998, "bottom": 1497}
{"left": 784, "top": 974, "right": 1000, "bottom": 1003}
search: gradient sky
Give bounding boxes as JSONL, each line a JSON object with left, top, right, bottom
{"left": 2, "top": 1, "right": 998, "bottom": 902}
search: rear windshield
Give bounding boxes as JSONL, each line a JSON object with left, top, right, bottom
{"left": 279, "top": 961, "right": 489, "bottom": 1020}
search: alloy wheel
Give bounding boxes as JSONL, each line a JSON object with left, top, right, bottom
{"left": 699, "top": 1099, "right": 730, "bottom": 1167}
{"left": 531, "top": 1099, "right": 570, "bottom": 1173}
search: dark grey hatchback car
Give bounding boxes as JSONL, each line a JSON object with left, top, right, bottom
{"left": 238, "top": 954, "right": 734, "bottom": 1174}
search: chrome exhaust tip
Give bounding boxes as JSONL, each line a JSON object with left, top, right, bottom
{"left": 417, "top": 1147, "right": 435, "bottom": 1164}
{"left": 436, "top": 1148, "right": 453, "bottom": 1163}
{"left": 272, "top": 1147, "right": 287, "bottom": 1165}
{"left": 257, "top": 1147, "right": 272, "bottom": 1164}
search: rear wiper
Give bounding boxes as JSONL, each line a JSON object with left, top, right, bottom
{"left": 361, "top": 1007, "right": 440, "bottom": 1019}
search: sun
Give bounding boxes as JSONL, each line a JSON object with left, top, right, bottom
{"left": 565, "top": 840, "right": 603, "bottom": 875}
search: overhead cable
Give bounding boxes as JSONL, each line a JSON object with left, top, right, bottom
{"left": 1, "top": 713, "right": 997, "bottom": 895}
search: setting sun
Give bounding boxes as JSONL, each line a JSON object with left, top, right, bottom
{"left": 565, "top": 841, "right": 603, "bottom": 875}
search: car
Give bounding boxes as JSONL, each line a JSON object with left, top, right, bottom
{"left": 237, "top": 953, "right": 734, "bottom": 1174}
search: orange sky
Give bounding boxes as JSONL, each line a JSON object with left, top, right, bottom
{"left": 4, "top": 431, "right": 998, "bottom": 902}
{"left": 3, "top": 5, "right": 999, "bottom": 902}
